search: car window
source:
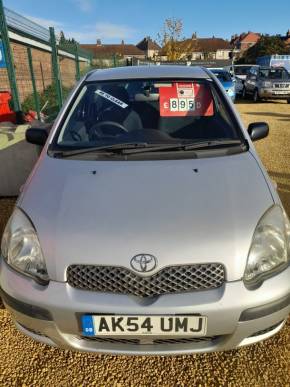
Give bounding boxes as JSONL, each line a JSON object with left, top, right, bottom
{"left": 234, "top": 66, "right": 251, "bottom": 75}
{"left": 249, "top": 67, "right": 258, "bottom": 76}
{"left": 259, "top": 68, "right": 289, "bottom": 79}
{"left": 56, "top": 78, "right": 240, "bottom": 148}
{"left": 212, "top": 71, "right": 232, "bottom": 82}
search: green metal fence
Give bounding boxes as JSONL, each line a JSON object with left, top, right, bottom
{"left": 92, "top": 54, "right": 127, "bottom": 69}
{"left": 0, "top": 0, "right": 92, "bottom": 123}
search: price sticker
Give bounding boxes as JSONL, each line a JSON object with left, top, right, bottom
{"left": 159, "top": 83, "right": 213, "bottom": 117}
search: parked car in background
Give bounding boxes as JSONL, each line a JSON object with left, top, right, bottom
{"left": 209, "top": 68, "right": 236, "bottom": 101}
{"left": 234, "top": 65, "right": 257, "bottom": 82}
{"left": 234, "top": 76, "right": 244, "bottom": 96}
{"left": 243, "top": 66, "right": 290, "bottom": 103}
{"left": 1, "top": 66, "right": 289, "bottom": 355}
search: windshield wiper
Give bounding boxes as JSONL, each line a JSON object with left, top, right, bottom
{"left": 52, "top": 139, "right": 245, "bottom": 158}
{"left": 183, "top": 139, "right": 244, "bottom": 150}
{"left": 121, "top": 139, "right": 245, "bottom": 154}
{"left": 51, "top": 142, "right": 150, "bottom": 158}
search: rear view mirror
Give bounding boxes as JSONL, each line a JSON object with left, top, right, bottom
{"left": 248, "top": 122, "right": 269, "bottom": 141}
{"left": 26, "top": 127, "right": 49, "bottom": 146}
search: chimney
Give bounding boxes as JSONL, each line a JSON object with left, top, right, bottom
{"left": 96, "top": 39, "right": 101, "bottom": 46}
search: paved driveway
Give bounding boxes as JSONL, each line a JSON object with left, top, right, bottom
{"left": 0, "top": 123, "right": 39, "bottom": 196}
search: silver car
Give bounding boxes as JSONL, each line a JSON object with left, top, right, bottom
{"left": 1, "top": 66, "right": 289, "bottom": 355}
{"left": 243, "top": 66, "right": 290, "bottom": 103}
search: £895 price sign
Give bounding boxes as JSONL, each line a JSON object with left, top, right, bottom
{"left": 169, "top": 98, "right": 195, "bottom": 112}
{"left": 159, "top": 82, "right": 213, "bottom": 117}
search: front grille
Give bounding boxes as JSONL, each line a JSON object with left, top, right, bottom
{"left": 83, "top": 337, "right": 139, "bottom": 345}
{"left": 81, "top": 336, "right": 219, "bottom": 345}
{"left": 67, "top": 263, "right": 225, "bottom": 297}
{"left": 153, "top": 336, "right": 218, "bottom": 344}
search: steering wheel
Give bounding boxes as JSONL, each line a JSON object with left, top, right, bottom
{"left": 92, "top": 121, "right": 128, "bottom": 138}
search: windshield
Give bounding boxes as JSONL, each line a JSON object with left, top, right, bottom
{"left": 55, "top": 78, "right": 241, "bottom": 150}
{"left": 211, "top": 71, "right": 232, "bottom": 82}
{"left": 234, "top": 66, "right": 252, "bottom": 75}
{"left": 259, "top": 68, "right": 290, "bottom": 80}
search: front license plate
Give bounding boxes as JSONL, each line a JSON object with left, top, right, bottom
{"left": 81, "top": 315, "right": 207, "bottom": 337}
{"left": 273, "top": 91, "right": 289, "bottom": 95}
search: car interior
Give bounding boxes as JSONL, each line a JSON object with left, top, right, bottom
{"left": 58, "top": 80, "right": 239, "bottom": 146}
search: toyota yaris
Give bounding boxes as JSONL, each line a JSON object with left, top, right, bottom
{"left": 1, "top": 66, "right": 289, "bottom": 355}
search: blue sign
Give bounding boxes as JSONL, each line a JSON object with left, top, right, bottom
{"left": 0, "top": 41, "right": 6, "bottom": 68}
{"left": 81, "top": 315, "right": 95, "bottom": 336}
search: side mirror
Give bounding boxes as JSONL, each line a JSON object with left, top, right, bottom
{"left": 26, "top": 127, "right": 49, "bottom": 146}
{"left": 248, "top": 122, "right": 269, "bottom": 141}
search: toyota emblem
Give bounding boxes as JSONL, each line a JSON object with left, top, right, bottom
{"left": 130, "top": 254, "right": 157, "bottom": 273}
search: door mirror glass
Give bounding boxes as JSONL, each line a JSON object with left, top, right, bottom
{"left": 248, "top": 122, "right": 269, "bottom": 141}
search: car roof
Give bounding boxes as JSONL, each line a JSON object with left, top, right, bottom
{"left": 209, "top": 68, "right": 226, "bottom": 72}
{"left": 86, "top": 65, "right": 210, "bottom": 82}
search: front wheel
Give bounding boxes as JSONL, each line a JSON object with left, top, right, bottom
{"left": 253, "top": 89, "right": 260, "bottom": 102}
{"left": 287, "top": 98, "right": 290, "bottom": 104}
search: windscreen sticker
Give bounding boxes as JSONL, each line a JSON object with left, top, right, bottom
{"left": 95, "top": 89, "right": 128, "bottom": 109}
{"left": 159, "top": 82, "right": 214, "bottom": 117}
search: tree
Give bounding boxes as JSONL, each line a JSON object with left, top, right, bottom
{"left": 58, "top": 31, "right": 79, "bottom": 47}
{"left": 59, "top": 31, "right": 66, "bottom": 45}
{"left": 240, "top": 35, "right": 290, "bottom": 63}
{"left": 158, "top": 18, "right": 193, "bottom": 61}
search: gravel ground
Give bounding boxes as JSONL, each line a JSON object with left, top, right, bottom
{"left": 0, "top": 100, "right": 289, "bottom": 386}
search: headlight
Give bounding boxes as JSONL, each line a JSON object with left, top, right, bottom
{"left": 1, "top": 208, "right": 49, "bottom": 284}
{"left": 261, "top": 81, "right": 272, "bottom": 88}
{"left": 244, "top": 205, "right": 289, "bottom": 287}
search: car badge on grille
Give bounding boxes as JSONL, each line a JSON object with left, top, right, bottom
{"left": 130, "top": 254, "right": 157, "bottom": 273}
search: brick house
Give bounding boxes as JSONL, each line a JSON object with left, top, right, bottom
{"left": 81, "top": 40, "right": 145, "bottom": 60}
{"left": 136, "top": 36, "right": 161, "bottom": 59}
{"left": 190, "top": 37, "right": 232, "bottom": 60}
{"left": 231, "top": 32, "right": 261, "bottom": 53}
{"left": 160, "top": 35, "right": 233, "bottom": 61}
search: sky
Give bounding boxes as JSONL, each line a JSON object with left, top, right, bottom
{"left": 4, "top": 0, "right": 290, "bottom": 44}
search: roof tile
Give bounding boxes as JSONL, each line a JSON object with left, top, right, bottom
{"left": 136, "top": 37, "right": 161, "bottom": 51}
{"left": 80, "top": 43, "right": 144, "bottom": 57}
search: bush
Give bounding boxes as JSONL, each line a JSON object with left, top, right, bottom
{"left": 22, "top": 82, "right": 71, "bottom": 122}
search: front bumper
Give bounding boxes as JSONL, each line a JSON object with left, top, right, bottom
{"left": 259, "top": 88, "right": 290, "bottom": 99}
{"left": 1, "top": 260, "right": 289, "bottom": 355}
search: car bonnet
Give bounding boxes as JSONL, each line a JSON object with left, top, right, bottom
{"left": 19, "top": 152, "right": 273, "bottom": 282}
